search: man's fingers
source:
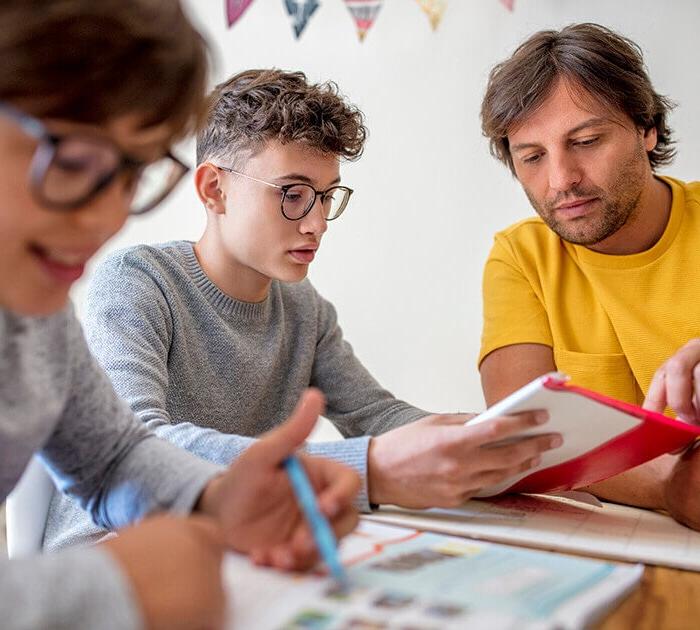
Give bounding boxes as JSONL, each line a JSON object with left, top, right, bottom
{"left": 651, "top": 340, "right": 700, "bottom": 421}
{"left": 249, "top": 388, "right": 326, "bottom": 464}
{"left": 643, "top": 366, "right": 667, "bottom": 414}
{"left": 666, "top": 359, "right": 697, "bottom": 421}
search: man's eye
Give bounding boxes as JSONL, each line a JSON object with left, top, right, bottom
{"left": 574, "top": 137, "right": 599, "bottom": 147}
{"left": 523, "top": 153, "right": 542, "bottom": 165}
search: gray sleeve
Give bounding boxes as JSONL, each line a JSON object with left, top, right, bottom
{"left": 84, "top": 254, "right": 257, "bottom": 465}
{"left": 304, "top": 437, "right": 372, "bottom": 511}
{"left": 42, "top": 308, "right": 222, "bottom": 531}
{"left": 0, "top": 547, "right": 142, "bottom": 630}
{"left": 311, "top": 293, "right": 429, "bottom": 436}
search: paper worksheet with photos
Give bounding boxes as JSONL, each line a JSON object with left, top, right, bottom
{"left": 366, "top": 493, "right": 700, "bottom": 571}
{"left": 223, "top": 520, "right": 641, "bottom": 630}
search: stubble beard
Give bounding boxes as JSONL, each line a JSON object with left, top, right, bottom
{"left": 525, "top": 142, "right": 648, "bottom": 247}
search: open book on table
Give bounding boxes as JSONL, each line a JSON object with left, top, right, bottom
{"left": 224, "top": 520, "right": 642, "bottom": 630}
{"left": 469, "top": 372, "right": 700, "bottom": 497}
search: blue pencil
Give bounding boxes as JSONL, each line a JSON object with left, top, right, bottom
{"left": 283, "top": 455, "right": 349, "bottom": 585}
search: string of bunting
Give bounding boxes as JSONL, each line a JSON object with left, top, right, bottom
{"left": 225, "top": 0, "right": 515, "bottom": 40}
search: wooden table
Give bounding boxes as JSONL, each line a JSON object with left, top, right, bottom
{"left": 600, "top": 565, "right": 700, "bottom": 629}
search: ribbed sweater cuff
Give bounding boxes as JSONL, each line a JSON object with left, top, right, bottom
{"left": 304, "top": 436, "right": 372, "bottom": 512}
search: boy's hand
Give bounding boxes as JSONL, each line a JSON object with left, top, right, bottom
{"left": 367, "top": 412, "right": 561, "bottom": 508}
{"left": 103, "top": 515, "right": 226, "bottom": 630}
{"left": 197, "top": 388, "right": 360, "bottom": 570}
{"left": 644, "top": 338, "right": 700, "bottom": 422}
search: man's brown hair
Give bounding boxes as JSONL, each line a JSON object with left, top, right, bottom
{"left": 481, "top": 23, "right": 675, "bottom": 174}
{"left": 0, "top": 0, "right": 209, "bottom": 142}
{"left": 196, "top": 69, "right": 367, "bottom": 165}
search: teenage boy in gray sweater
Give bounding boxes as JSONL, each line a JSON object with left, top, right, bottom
{"left": 45, "top": 69, "right": 561, "bottom": 550}
{"left": 0, "top": 5, "right": 360, "bottom": 629}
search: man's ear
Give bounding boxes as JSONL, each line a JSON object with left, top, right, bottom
{"left": 195, "top": 163, "right": 227, "bottom": 214}
{"left": 643, "top": 126, "right": 658, "bottom": 153}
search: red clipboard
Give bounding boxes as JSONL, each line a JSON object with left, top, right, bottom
{"left": 470, "top": 373, "right": 700, "bottom": 497}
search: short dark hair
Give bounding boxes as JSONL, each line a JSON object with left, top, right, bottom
{"left": 0, "top": 0, "right": 209, "bottom": 142}
{"left": 196, "top": 69, "right": 367, "bottom": 165}
{"left": 481, "top": 23, "right": 675, "bottom": 174}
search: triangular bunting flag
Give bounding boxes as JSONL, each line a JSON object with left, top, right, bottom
{"left": 416, "top": 0, "right": 447, "bottom": 30}
{"left": 226, "top": 0, "right": 256, "bottom": 27}
{"left": 344, "top": 0, "right": 383, "bottom": 42}
{"left": 500, "top": 0, "right": 515, "bottom": 11}
{"left": 283, "top": 0, "right": 321, "bottom": 39}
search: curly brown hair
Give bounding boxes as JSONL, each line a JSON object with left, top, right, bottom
{"left": 481, "top": 23, "right": 675, "bottom": 175}
{"left": 196, "top": 69, "right": 367, "bottom": 165}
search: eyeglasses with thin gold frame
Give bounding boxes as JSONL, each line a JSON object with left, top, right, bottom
{"left": 215, "top": 165, "right": 353, "bottom": 221}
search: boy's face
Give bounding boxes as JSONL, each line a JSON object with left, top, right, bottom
{"left": 0, "top": 112, "right": 172, "bottom": 316}
{"left": 508, "top": 78, "right": 657, "bottom": 248}
{"left": 214, "top": 140, "right": 340, "bottom": 286}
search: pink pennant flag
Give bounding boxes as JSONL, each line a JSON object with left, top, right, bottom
{"left": 344, "top": 0, "right": 383, "bottom": 42}
{"left": 226, "top": 0, "right": 255, "bottom": 27}
{"left": 500, "top": 0, "right": 515, "bottom": 11}
{"left": 416, "top": 0, "right": 447, "bottom": 31}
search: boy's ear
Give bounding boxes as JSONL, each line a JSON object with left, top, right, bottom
{"left": 195, "top": 163, "right": 227, "bottom": 214}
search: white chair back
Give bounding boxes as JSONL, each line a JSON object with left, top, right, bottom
{"left": 6, "top": 457, "right": 55, "bottom": 558}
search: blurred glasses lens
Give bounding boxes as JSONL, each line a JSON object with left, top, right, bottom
{"left": 128, "top": 154, "right": 189, "bottom": 215}
{"left": 0, "top": 101, "right": 189, "bottom": 215}
{"left": 36, "top": 137, "right": 188, "bottom": 215}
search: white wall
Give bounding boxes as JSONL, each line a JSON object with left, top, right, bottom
{"left": 73, "top": 0, "right": 700, "bottom": 438}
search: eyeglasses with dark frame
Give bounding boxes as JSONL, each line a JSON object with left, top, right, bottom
{"left": 0, "top": 101, "right": 190, "bottom": 215}
{"left": 215, "top": 165, "right": 353, "bottom": 221}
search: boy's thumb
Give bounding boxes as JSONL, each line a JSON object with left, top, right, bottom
{"left": 256, "top": 388, "right": 325, "bottom": 463}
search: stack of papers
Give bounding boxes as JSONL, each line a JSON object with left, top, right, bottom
{"left": 367, "top": 493, "right": 700, "bottom": 571}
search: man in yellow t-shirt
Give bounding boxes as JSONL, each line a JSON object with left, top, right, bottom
{"left": 479, "top": 23, "right": 700, "bottom": 530}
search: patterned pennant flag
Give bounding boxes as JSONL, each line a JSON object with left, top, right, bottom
{"left": 226, "top": 0, "right": 255, "bottom": 27}
{"left": 500, "top": 0, "right": 515, "bottom": 11}
{"left": 344, "top": 0, "right": 383, "bottom": 42}
{"left": 416, "top": 0, "right": 447, "bottom": 31}
{"left": 283, "top": 0, "right": 321, "bottom": 39}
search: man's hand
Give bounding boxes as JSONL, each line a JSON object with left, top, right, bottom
{"left": 664, "top": 442, "right": 700, "bottom": 530}
{"left": 103, "top": 515, "right": 226, "bottom": 630}
{"left": 644, "top": 338, "right": 700, "bottom": 421}
{"left": 367, "top": 411, "right": 561, "bottom": 508}
{"left": 197, "top": 388, "right": 360, "bottom": 570}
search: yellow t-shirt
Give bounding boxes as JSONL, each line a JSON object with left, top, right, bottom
{"left": 479, "top": 175, "right": 700, "bottom": 405}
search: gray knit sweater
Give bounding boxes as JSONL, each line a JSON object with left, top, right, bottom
{"left": 44, "top": 241, "right": 427, "bottom": 550}
{"left": 0, "top": 304, "right": 221, "bottom": 629}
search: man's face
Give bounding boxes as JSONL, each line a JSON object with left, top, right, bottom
{"left": 0, "top": 112, "right": 173, "bottom": 316}
{"left": 507, "top": 78, "right": 658, "bottom": 247}
{"left": 215, "top": 140, "right": 340, "bottom": 284}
